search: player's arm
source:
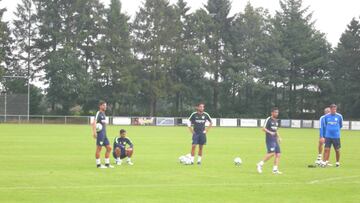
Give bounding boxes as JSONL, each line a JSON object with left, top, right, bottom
{"left": 126, "top": 138, "right": 134, "bottom": 150}
{"left": 339, "top": 115, "right": 343, "bottom": 129}
{"left": 205, "top": 113, "right": 213, "bottom": 133}
{"left": 187, "top": 113, "right": 195, "bottom": 134}
{"left": 92, "top": 113, "right": 98, "bottom": 139}
{"left": 319, "top": 117, "right": 325, "bottom": 138}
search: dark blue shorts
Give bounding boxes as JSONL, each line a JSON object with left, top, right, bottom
{"left": 192, "top": 133, "right": 206, "bottom": 145}
{"left": 113, "top": 146, "right": 127, "bottom": 159}
{"left": 266, "top": 141, "right": 281, "bottom": 153}
{"left": 325, "top": 138, "right": 341, "bottom": 150}
{"left": 96, "top": 131, "right": 110, "bottom": 146}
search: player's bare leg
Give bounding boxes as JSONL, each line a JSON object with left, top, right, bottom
{"left": 257, "top": 153, "right": 274, "bottom": 173}
{"left": 104, "top": 145, "right": 113, "bottom": 168}
{"left": 114, "top": 147, "right": 122, "bottom": 165}
{"left": 95, "top": 146, "right": 106, "bottom": 168}
{"left": 322, "top": 147, "right": 331, "bottom": 167}
{"left": 273, "top": 153, "right": 282, "bottom": 174}
{"left": 126, "top": 148, "right": 134, "bottom": 165}
{"left": 335, "top": 149, "right": 340, "bottom": 167}
{"left": 190, "top": 145, "right": 196, "bottom": 164}
{"left": 317, "top": 138, "right": 325, "bottom": 163}
{"left": 197, "top": 145, "right": 203, "bottom": 165}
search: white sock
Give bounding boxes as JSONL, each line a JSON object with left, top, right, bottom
{"left": 191, "top": 156, "right": 194, "bottom": 162}
{"left": 127, "top": 158, "right": 131, "bottom": 162}
{"left": 105, "top": 158, "right": 110, "bottom": 164}
{"left": 96, "top": 159, "right": 101, "bottom": 165}
{"left": 116, "top": 158, "right": 121, "bottom": 162}
{"left": 258, "top": 161, "right": 264, "bottom": 166}
{"left": 273, "top": 165, "right": 278, "bottom": 171}
{"left": 197, "top": 156, "right": 202, "bottom": 162}
{"left": 318, "top": 154, "right": 322, "bottom": 159}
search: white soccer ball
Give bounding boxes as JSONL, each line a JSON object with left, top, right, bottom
{"left": 184, "top": 158, "right": 192, "bottom": 165}
{"left": 96, "top": 123, "right": 103, "bottom": 132}
{"left": 234, "top": 157, "right": 242, "bottom": 166}
{"left": 179, "top": 156, "right": 185, "bottom": 163}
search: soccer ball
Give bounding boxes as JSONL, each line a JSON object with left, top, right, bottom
{"left": 96, "top": 123, "right": 103, "bottom": 132}
{"left": 234, "top": 157, "right": 242, "bottom": 166}
{"left": 179, "top": 156, "right": 185, "bottom": 163}
{"left": 184, "top": 158, "right": 192, "bottom": 165}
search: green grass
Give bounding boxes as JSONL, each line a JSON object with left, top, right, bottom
{"left": 0, "top": 124, "right": 359, "bottom": 203}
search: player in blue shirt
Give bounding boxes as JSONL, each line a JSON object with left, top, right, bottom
{"left": 187, "top": 103, "right": 213, "bottom": 165}
{"left": 315, "top": 107, "right": 330, "bottom": 165}
{"left": 92, "top": 101, "right": 113, "bottom": 169}
{"left": 113, "top": 129, "right": 134, "bottom": 165}
{"left": 321, "top": 104, "right": 343, "bottom": 167}
{"left": 257, "top": 107, "right": 282, "bottom": 174}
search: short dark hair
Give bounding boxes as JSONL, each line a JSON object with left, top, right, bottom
{"left": 330, "top": 104, "right": 337, "bottom": 108}
{"left": 98, "top": 100, "right": 106, "bottom": 106}
{"left": 197, "top": 102, "right": 205, "bottom": 107}
{"left": 271, "top": 107, "right": 279, "bottom": 112}
{"left": 120, "top": 129, "right": 126, "bottom": 134}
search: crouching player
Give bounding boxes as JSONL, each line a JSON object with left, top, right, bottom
{"left": 113, "top": 129, "right": 134, "bottom": 165}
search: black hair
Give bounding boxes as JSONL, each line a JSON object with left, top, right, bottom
{"left": 196, "top": 102, "right": 205, "bottom": 107}
{"left": 120, "top": 129, "right": 126, "bottom": 134}
{"left": 98, "top": 100, "right": 106, "bottom": 106}
{"left": 271, "top": 107, "right": 279, "bottom": 112}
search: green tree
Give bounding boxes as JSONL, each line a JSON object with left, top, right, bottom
{"left": 132, "top": 0, "right": 178, "bottom": 116}
{"left": 274, "top": 0, "right": 331, "bottom": 118}
{"left": 95, "top": 0, "right": 136, "bottom": 115}
{"left": 332, "top": 17, "right": 360, "bottom": 118}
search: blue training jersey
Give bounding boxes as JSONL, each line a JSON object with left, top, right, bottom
{"left": 322, "top": 113, "right": 343, "bottom": 139}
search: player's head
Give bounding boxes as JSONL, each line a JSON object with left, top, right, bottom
{"left": 324, "top": 107, "right": 330, "bottom": 114}
{"left": 271, "top": 107, "right": 279, "bottom": 118}
{"left": 120, "top": 129, "right": 126, "bottom": 137}
{"left": 196, "top": 102, "right": 205, "bottom": 113}
{"left": 330, "top": 104, "right": 337, "bottom": 114}
{"left": 98, "top": 100, "right": 107, "bottom": 111}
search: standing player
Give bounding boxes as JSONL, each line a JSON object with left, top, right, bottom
{"left": 187, "top": 103, "right": 213, "bottom": 165}
{"left": 315, "top": 107, "right": 330, "bottom": 165}
{"left": 321, "top": 104, "right": 343, "bottom": 167}
{"left": 92, "top": 101, "right": 113, "bottom": 168}
{"left": 113, "top": 129, "right": 134, "bottom": 165}
{"left": 257, "top": 107, "right": 282, "bottom": 174}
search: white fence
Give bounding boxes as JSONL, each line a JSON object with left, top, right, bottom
{"left": 0, "top": 115, "right": 360, "bottom": 131}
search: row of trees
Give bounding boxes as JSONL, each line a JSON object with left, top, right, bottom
{"left": 0, "top": 0, "right": 359, "bottom": 119}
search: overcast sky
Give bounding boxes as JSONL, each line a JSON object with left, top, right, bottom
{"left": 0, "top": 0, "right": 359, "bottom": 46}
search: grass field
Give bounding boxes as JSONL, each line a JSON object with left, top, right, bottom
{"left": 0, "top": 124, "right": 360, "bottom": 203}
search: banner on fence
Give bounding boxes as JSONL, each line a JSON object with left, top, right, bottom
{"left": 113, "top": 117, "right": 131, "bottom": 125}
{"left": 351, "top": 121, "right": 360, "bottom": 130}
{"left": 291, "top": 120, "right": 301, "bottom": 128}
{"left": 240, "top": 119, "right": 258, "bottom": 127}
{"left": 281, "top": 119, "right": 291, "bottom": 127}
{"left": 302, "top": 120, "right": 313, "bottom": 128}
{"left": 131, "top": 117, "right": 154, "bottom": 125}
{"left": 220, "top": 118, "right": 237, "bottom": 127}
{"left": 342, "top": 121, "right": 350, "bottom": 130}
{"left": 156, "top": 117, "right": 175, "bottom": 126}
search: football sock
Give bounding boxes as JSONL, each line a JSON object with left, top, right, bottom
{"left": 105, "top": 158, "right": 110, "bottom": 166}
{"left": 258, "top": 161, "right": 264, "bottom": 166}
{"left": 96, "top": 159, "right": 101, "bottom": 167}
{"left": 127, "top": 158, "right": 131, "bottom": 162}
{"left": 273, "top": 165, "right": 278, "bottom": 171}
{"left": 197, "top": 156, "right": 202, "bottom": 162}
{"left": 190, "top": 156, "right": 194, "bottom": 162}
